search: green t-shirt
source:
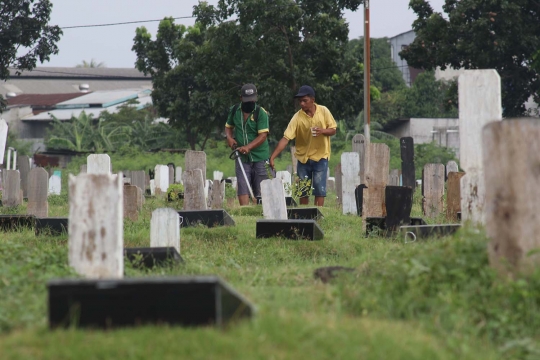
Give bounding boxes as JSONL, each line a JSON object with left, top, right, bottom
{"left": 225, "top": 104, "right": 270, "bottom": 163}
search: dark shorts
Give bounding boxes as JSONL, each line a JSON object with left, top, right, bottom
{"left": 297, "top": 158, "right": 328, "bottom": 197}
{"left": 235, "top": 160, "right": 274, "bottom": 197}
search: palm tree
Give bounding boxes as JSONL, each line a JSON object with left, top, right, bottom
{"left": 75, "top": 59, "right": 106, "bottom": 68}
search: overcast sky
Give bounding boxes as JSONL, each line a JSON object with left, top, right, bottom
{"left": 45, "top": 0, "right": 446, "bottom": 68}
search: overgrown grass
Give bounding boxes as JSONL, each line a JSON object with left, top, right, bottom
{"left": 0, "top": 179, "right": 537, "bottom": 359}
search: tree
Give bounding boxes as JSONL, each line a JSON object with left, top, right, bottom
{"left": 133, "top": 0, "right": 365, "bottom": 149}
{"left": 76, "top": 59, "right": 106, "bottom": 68}
{"left": 401, "top": 0, "right": 540, "bottom": 117}
{"left": 0, "top": 0, "right": 62, "bottom": 112}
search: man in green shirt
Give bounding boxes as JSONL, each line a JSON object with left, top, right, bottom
{"left": 225, "top": 84, "right": 273, "bottom": 205}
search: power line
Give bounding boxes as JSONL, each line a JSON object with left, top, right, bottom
{"left": 60, "top": 15, "right": 196, "bottom": 30}
{"left": 8, "top": 67, "right": 149, "bottom": 79}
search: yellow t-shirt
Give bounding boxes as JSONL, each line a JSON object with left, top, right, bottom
{"left": 283, "top": 104, "right": 337, "bottom": 164}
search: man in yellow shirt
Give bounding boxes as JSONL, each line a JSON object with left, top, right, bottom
{"left": 269, "top": 85, "right": 337, "bottom": 206}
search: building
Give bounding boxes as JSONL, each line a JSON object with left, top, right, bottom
{"left": 384, "top": 117, "right": 460, "bottom": 157}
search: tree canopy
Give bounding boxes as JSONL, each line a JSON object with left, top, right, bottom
{"left": 401, "top": 0, "right": 540, "bottom": 117}
{"left": 0, "top": 0, "right": 62, "bottom": 112}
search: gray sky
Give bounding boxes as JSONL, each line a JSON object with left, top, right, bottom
{"left": 46, "top": 0, "right": 445, "bottom": 68}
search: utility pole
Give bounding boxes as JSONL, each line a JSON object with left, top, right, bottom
{"left": 363, "top": 0, "right": 371, "bottom": 143}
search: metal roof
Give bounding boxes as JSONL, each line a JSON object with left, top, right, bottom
{"left": 56, "top": 89, "right": 152, "bottom": 108}
{"left": 6, "top": 93, "right": 87, "bottom": 107}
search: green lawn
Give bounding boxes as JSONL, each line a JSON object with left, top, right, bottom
{"left": 0, "top": 189, "right": 539, "bottom": 359}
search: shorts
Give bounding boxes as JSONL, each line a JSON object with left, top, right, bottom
{"left": 296, "top": 158, "right": 328, "bottom": 197}
{"left": 235, "top": 160, "right": 275, "bottom": 197}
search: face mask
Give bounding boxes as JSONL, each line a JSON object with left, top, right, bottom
{"left": 241, "top": 101, "right": 256, "bottom": 113}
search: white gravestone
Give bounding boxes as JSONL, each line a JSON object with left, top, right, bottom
{"left": 0, "top": 119, "right": 8, "bottom": 165}
{"left": 183, "top": 169, "right": 207, "bottom": 210}
{"left": 68, "top": 173, "right": 123, "bottom": 279}
{"left": 446, "top": 161, "right": 459, "bottom": 177}
{"left": 48, "top": 171, "right": 61, "bottom": 195}
{"left": 149, "top": 179, "right": 156, "bottom": 195}
{"left": 175, "top": 166, "right": 183, "bottom": 184}
{"left": 151, "top": 208, "right": 180, "bottom": 253}
{"left": 352, "top": 134, "right": 366, "bottom": 184}
{"left": 459, "top": 70, "right": 502, "bottom": 225}
{"left": 341, "top": 152, "right": 361, "bottom": 215}
{"left": 87, "top": 154, "right": 111, "bottom": 174}
{"left": 213, "top": 171, "right": 224, "bottom": 181}
{"left": 3, "top": 170, "right": 21, "bottom": 206}
{"left": 260, "top": 178, "right": 288, "bottom": 220}
{"left": 154, "top": 165, "right": 169, "bottom": 195}
{"left": 27, "top": 167, "right": 49, "bottom": 217}
{"left": 276, "top": 171, "right": 292, "bottom": 197}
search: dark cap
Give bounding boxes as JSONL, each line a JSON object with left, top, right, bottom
{"left": 241, "top": 84, "right": 258, "bottom": 102}
{"left": 294, "top": 85, "right": 315, "bottom": 98}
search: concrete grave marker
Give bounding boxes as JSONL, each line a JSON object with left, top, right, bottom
{"left": 87, "top": 154, "right": 111, "bottom": 174}
{"left": 123, "top": 185, "right": 140, "bottom": 222}
{"left": 335, "top": 164, "right": 342, "bottom": 205}
{"left": 154, "top": 165, "right": 169, "bottom": 195}
{"left": 327, "top": 177, "right": 335, "bottom": 192}
{"left": 175, "top": 166, "right": 183, "bottom": 184}
{"left": 352, "top": 134, "right": 366, "bottom": 184}
{"left": 341, "top": 152, "right": 360, "bottom": 215}
{"left": 79, "top": 165, "right": 87, "bottom": 174}
{"left": 286, "top": 164, "right": 293, "bottom": 175}
{"left": 0, "top": 119, "right": 8, "bottom": 165}
{"left": 168, "top": 165, "right": 175, "bottom": 186}
{"left": 49, "top": 171, "right": 61, "bottom": 195}
{"left": 423, "top": 164, "right": 445, "bottom": 218}
{"left": 459, "top": 70, "right": 502, "bottom": 225}
{"left": 213, "top": 171, "right": 223, "bottom": 181}
{"left": 17, "top": 155, "right": 30, "bottom": 198}
{"left": 150, "top": 208, "right": 180, "bottom": 253}
{"left": 131, "top": 171, "right": 146, "bottom": 193}
{"left": 149, "top": 179, "right": 156, "bottom": 195}
{"left": 446, "top": 161, "right": 459, "bottom": 177}
{"left": 185, "top": 150, "right": 207, "bottom": 181}
{"left": 3, "top": 170, "right": 21, "bottom": 206}
{"left": 389, "top": 169, "right": 400, "bottom": 186}
{"left": 362, "top": 143, "right": 390, "bottom": 218}
{"left": 68, "top": 173, "right": 123, "bottom": 279}
{"left": 260, "top": 178, "right": 287, "bottom": 220}
{"left": 484, "top": 119, "right": 540, "bottom": 274}
{"left": 447, "top": 172, "right": 465, "bottom": 221}
{"left": 210, "top": 180, "right": 225, "bottom": 209}
{"left": 27, "top": 168, "right": 49, "bottom": 217}
{"left": 276, "top": 171, "right": 292, "bottom": 197}
{"left": 183, "top": 169, "right": 207, "bottom": 210}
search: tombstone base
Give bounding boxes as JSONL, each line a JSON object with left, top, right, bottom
{"left": 0, "top": 215, "right": 35, "bottom": 231}
{"left": 124, "top": 247, "right": 183, "bottom": 268}
{"left": 365, "top": 217, "right": 426, "bottom": 237}
{"left": 256, "top": 196, "right": 298, "bottom": 207}
{"left": 287, "top": 208, "right": 323, "bottom": 221}
{"left": 400, "top": 224, "right": 462, "bottom": 240}
{"left": 48, "top": 276, "right": 253, "bottom": 329}
{"left": 256, "top": 219, "right": 324, "bottom": 240}
{"left": 178, "top": 209, "right": 235, "bottom": 228}
{"left": 35, "top": 218, "right": 68, "bottom": 236}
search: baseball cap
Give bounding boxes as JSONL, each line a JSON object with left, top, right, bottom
{"left": 241, "top": 84, "right": 258, "bottom": 102}
{"left": 294, "top": 85, "right": 315, "bottom": 98}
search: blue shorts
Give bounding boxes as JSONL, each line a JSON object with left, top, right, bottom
{"left": 296, "top": 158, "right": 328, "bottom": 197}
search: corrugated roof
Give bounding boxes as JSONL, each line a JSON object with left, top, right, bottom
{"left": 56, "top": 89, "right": 151, "bottom": 108}
{"left": 1, "top": 78, "right": 152, "bottom": 95}
{"left": 6, "top": 93, "right": 87, "bottom": 107}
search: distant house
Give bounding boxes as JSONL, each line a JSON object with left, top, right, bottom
{"left": 384, "top": 118, "right": 460, "bottom": 157}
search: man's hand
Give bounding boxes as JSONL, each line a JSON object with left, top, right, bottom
{"left": 237, "top": 146, "right": 250, "bottom": 155}
{"left": 227, "top": 137, "right": 237, "bottom": 149}
{"left": 269, "top": 157, "right": 276, "bottom": 170}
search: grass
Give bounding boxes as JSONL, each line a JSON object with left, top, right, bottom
{"left": 0, "top": 178, "right": 539, "bottom": 359}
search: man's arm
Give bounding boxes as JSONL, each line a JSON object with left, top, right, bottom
{"left": 225, "top": 126, "right": 237, "bottom": 149}
{"left": 236, "top": 132, "right": 268, "bottom": 155}
{"left": 269, "top": 137, "right": 290, "bottom": 170}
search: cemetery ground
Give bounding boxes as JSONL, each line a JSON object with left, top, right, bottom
{"left": 1, "top": 190, "right": 540, "bottom": 359}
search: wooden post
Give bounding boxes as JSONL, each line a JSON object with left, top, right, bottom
{"left": 446, "top": 172, "right": 465, "bottom": 221}
{"left": 422, "top": 164, "right": 445, "bottom": 218}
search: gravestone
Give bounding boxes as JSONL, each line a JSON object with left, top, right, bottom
{"left": 17, "top": 155, "right": 30, "bottom": 198}
{"left": 286, "top": 164, "right": 293, "bottom": 175}
{"left": 136, "top": 186, "right": 144, "bottom": 210}
{"left": 400, "top": 137, "right": 415, "bottom": 188}
{"left": 87, "top": 154, "right": 111, "bottom": 174}
{"left": 213, "top": 171, "right": 223, "bottom": 181}
{"left": 149, "top": 180, "right": 156, "bottom": 196}
{"left": 79, "top": 165, "right": 87, "bottom": 174}
{"left": 175, "top": 166, "right": 183, "bottom": 184}
{"left": 168, "top": 165, "right": 175, "bottom": 185}
{"left": 341, "top": 152, "right": 360, "bottom": 215}
{"left": 327, "top": 177, "right": 335, "bottom": 192}
{"left": 3, "top": 170, "right": 21, "bottom": 207}
{"left": 185, "top": 150, "right": 207, "bottom": 181}
{"left": 123, "top": 185, "right": 139, "bottom": 222}
{"left": 335, "top": 164, "right": 342, "bottom": 205}
{"left": 352, "top": 134, "right": 366, "bottom": 184}
{"left": 483, "top": 119, "right": 540, "bottom": 274}
{"left": 447, "top": 172, "right": 465, "bottom": 221}
{"left": 150, "top": 208, "right": 180, "bottom": 253}
{"left": 27, "top": 168, "right": 49, "bottom": 217}
{"left": 183, "top": 169, "right": 207, "bottom": 210}
{"left": 131, "top": 171, "right": 146, "bottom": 193}
{"left": 228, "top": 177, "right": 237, "bottom": 190}
{"left": 290, "top": 146, "right": 297, "bottom": 174}
{"left": 446, "top": 161, "right": 459, "bottom": 177}
{"left": 363, "top": 143, "right": 390, "bottom": 218}
{"left": 385, "top": 186, "right": 413, "bottom": 233}
{"left": 210, "top": 180, "right": 225, "bottom": 209}
{"left": 389, "top": 169, "right": 400, "bottom": 186}
{"left": 68, "top": 173, "right": 123, "bottom": 279}
{"left": 49, "top": 171, "right": 61, "bottom": 195}
{"left": 275, "top": 171, "right": 292, "bottom": 197}
{"left": 260, "top": 178, "right": 287, "bottom": 220}
{"left": 459, "top": 70, "right": 502, "bottom": 225}
{"left": 422, "top": 164, "right": 445, "bottom": 218}
{"left": 204, "top": 180, "right": 213, "bottom": 208}
{"left": 0, "top": 119, "right": 7, "bottom": 166}
{"left": 154, "top": 165, "right": 169, "bottom": 195}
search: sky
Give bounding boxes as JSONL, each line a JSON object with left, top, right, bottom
{"left": 44, "top": 0, "right": 446, "bottom": 68}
